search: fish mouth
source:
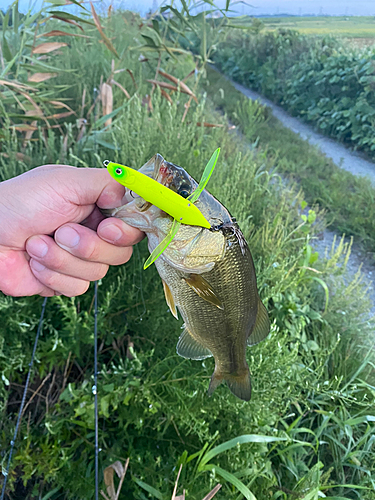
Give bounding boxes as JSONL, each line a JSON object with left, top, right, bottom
{"left": 155, "top": 159, "right": 175, "bottom": 187}
{"left": 138, "top": 154, "right": 165, "bottom": 182}
{"left": 138, "top": 154, "right": 178, "bottom": 188}
{"left": 136, "top": 154, "right": 197, "bottom": 213}
{"left": 134, "top": 154, "right": 173, "bottom": 213}
{"left": 148, "top": 154, "right": 175, "bottom": 187}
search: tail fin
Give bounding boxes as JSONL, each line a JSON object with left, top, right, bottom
{"left": 208, "top": 367, "right": 252, "bottom": 401}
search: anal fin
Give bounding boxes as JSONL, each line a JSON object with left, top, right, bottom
{"left": 162, "top": 280, "right": 178, "bottom": 319}
{"left": 183, "top": 274, "right": 224, "bottom": 310}
{"left": 176, "top": 325, "right": 212, "bottom": 360}
{"left": 247, "top": 299, "right": 270, "bottom": 346}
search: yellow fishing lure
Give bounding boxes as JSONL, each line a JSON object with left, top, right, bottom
{"left": 104, "top": 160, "right": 210, "bottom": 228}
{"left": 104, "top": 149, "right": 220, "bottom": 268}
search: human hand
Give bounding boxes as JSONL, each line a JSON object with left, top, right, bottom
{"left": 0, "top": 165, "right": 144, "bottom": 297}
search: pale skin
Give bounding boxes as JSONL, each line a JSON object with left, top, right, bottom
{"left": 0, "top": 165, "right": 144, "bottom": 297}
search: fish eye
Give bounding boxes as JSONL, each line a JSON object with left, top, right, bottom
{"left": 115, "top": 167, "right": 122, "bottom": 175}
{"left": 178, "top": 184, "right": 191, "bottom": 198}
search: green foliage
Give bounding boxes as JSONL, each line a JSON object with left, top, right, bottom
{"left": 0, "top": 0, "right": 195, "bottom": 152}
{"left": 214, "top": 29, "right": 375, "bottom": 157}
{"left": 0, "top": 6, "right": 375, "bottom": 500}
{"left": 1, "top": 94, "right": 375, "bottom": 498}
{"left": 205, "top": 66, "right": 375, "bottom": 254}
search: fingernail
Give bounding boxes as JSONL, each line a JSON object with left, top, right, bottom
{"left": 27, "top": 236, "right": 48, "bottom": 258}
{"left": 56, "top": 226, "right": 80, "bottom": 248}
{"left": 100, "top": 223, "right": 122, "bottom": 244}
{"left": 30, "top": 259, "right": 46, "bottom": 272}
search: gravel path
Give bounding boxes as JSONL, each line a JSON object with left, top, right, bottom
{"left": 220, "top": 73, "right": 375, "bottom": 312}
{"left": 229, "top": 79, "right": 375, "bottom": 185}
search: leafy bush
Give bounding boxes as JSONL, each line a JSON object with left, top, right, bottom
{"left": 214, "top": 29, "right": 375, "bottom": 156}
{"left": 206, "top": 62, "right": 375, "bottom": 255}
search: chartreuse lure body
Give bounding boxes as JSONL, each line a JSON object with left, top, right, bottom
{"left": 104, "top": 160, "right": 210, "bottom": 228}
{"left": 104, "top": 148, "right": 220, "bottom": 268}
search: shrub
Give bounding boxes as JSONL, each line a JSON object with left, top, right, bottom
{"left": 214, "top": 29, "right": 375, "bottom": 156}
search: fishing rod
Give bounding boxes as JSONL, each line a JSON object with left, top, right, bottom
{"left": 0, "top": 286, "right": 100, "bottom": 500}
{"left": 93, "top": 88, "right": 100, "bottom": 500}
{"left": 94, "top": 281, "right": 99, "bottom": 500}
{"left": 0, "top": 298, "right": 48, "bottom": 500}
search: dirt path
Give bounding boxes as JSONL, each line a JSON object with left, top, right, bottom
{"left": 222, "top": 74, "right": 375, "bottom": 313}
{"left": 229, "top": 79, "right": 375, "bottom": 185}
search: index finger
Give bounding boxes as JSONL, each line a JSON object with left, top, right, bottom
{"left": 54, "top": 220, "right": 144, "bottom": 265}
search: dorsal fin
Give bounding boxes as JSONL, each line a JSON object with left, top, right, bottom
{"left": 247, "top": 299, "right": 270, "bottom": 346}
{"left": 176, "top": 325, "right": 212, "bottom": 360}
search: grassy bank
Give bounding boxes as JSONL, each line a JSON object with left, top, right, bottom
{"left": 205, "top": 66, "right": 375, "bottom": 258}
{"left": 261, "top": 16, "right": 375, "bottom": 40}
{"left": 1, "top": 4, "right": 375, "bottom": 499}
{"left": 2, "top": 94, "right": 375, "bottom": 499}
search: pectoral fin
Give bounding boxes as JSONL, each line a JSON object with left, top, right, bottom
{"left": 162, "top": 280, "right": 178, "bottom": 319}
{"left": 183, "top": 274, "right": 224, "bottom": 310}
{"left": 176, "top": 325, "right": 212, "bottom": 360}
{"left": 247, "top": 300, "right": 270, "bottom": 346}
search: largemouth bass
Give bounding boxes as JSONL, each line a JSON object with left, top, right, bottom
{"left": 104, "top": 154, "right": 270, "bottom": 401}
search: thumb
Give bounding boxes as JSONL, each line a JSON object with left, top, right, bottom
{"left": 43, "top": 165, "right": 126, "bottom": 209}
{"left": 0, "top": 165, "right": 127, "bottom": 249}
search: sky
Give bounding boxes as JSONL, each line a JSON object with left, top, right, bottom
{"left": 1, "top": 0, "right": 375, "bottom": 17}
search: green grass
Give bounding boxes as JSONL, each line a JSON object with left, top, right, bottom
{"left": 1, "top": 4, "right": 375, "bottom": 499}
{"left": 261, "top": 16, "right": 375, "bottom": 39}
{"left": 205, "top": 66, "right": 375, "bottom": 258}
{"left": 2, "top": 96, "right": 375, "bottom": 499}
